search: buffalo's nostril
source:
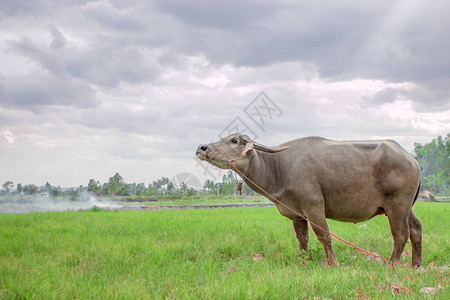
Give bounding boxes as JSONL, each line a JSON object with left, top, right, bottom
{"left": 200, "top": 145, "right": 208, "bottom": 151}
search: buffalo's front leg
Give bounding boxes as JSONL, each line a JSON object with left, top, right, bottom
{"left": 292, "top": 217, "right": 309, "bottom": 256}
{"left": 306, "top": 208, "right": 339, "bottom": 266}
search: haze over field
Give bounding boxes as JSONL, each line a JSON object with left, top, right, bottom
{"left": 1, "top": 0, "right": 449, "bottom": 187}
{"left": 0, "top": 193, "right": 121, "bottom": 213}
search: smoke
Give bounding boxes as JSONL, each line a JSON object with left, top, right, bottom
{"left": 0, "top": 191, "right": 123, "bottom": 213}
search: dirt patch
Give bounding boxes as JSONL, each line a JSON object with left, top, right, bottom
{"left": 118, "top": 203, "right": 274, "bottom": 211}
{"left": 113, "top": 198, "right": 159, "bottom": 203}
{"left": 119, "top": 205, "right": 161, "bottom": 211}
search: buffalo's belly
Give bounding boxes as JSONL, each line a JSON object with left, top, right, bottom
{"left": 275, "top": 202, "right": 302, "bottom": 220}
{"left": 324, "top": 197, "right": 385, "bottom": 223}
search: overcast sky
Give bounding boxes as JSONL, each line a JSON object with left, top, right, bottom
{"left": 1, "top": 0, "right": 449, "bottom": 188}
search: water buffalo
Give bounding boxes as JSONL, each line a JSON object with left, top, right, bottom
{"left": 196, "top": 134, "right": 422, "bottom": 267}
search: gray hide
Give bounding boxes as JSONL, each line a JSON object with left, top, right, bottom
{"left": 196, "top": 133, "right": 422, "bottom": 267}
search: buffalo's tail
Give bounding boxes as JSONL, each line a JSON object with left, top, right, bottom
{"left": 412, "top": 177, "right": 422, "bottom": 207}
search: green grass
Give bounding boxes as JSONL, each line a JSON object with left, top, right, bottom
{"left": 0, "top": 202, "right": 448, "bottom": 299}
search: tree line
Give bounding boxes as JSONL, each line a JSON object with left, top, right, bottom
{"left": 84, "top": 170, "right": 254, "bottom": 197}
{"left": 2, "top": 134, "right": 448, "bottom": 198}
{"left": 413, "top": 134, "right": 449, "bottom": 195}
{"left": 1, "top": 170, "right": 254, "bottom": 198}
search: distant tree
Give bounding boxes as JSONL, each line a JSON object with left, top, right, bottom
{"left": 129, "top": 183, "right": 137, "bottom": 195}
{"left": 135, "top": 182, "right": 146, "bottom": 197}
{"left": 101, "top": 183, "right": 108, "bottom": 196}
{"left": 214, "top": 183, "right": 224, "bottom": 195}
{"left": 106, "top": 172, "right": 125, "bottom": 196}
{"left": 87, "top": 179, "right": 101, "bottom": 195}
{"left": 44, "top": 182, "right": 52, "bottom": 194}
{"left": 203, "top": 179, "right": 215, "bottom": 193}
{"left": 51, "top": 186, "right": 60, "bottom": 197}
{"left": 136, "top": 182, "right": 146, "bottom": 193}
{"left": 120, "top": 183, "right": 131, "bottom": 196}
{"left": 68, "top": 188, "right": 79, "bottom": 201}
{"left": 153, "top": 177, "right": 169, "bottom": 189}
{"left": 167, "top": 181, "right": 175, "bottom": 193}
{"left": 221, "top": 170, "right": 237, "bottom": 195}
{"left": 180, "top": 182, "right": 196, "bottom": 197}
{"left": 144, "top": 185, "right": 159, "bottom": 197}
{"left": 414, "top": 134, "right": 450, "bottom": 194}
{"left": 23, "top": 184, "right": 38, "bottom": 195}
{"left": 16, "top": 183, "right": 23, "bottom": 194}
{"left": 180, "top": 182, "right": 188, "bottom": 196}
{"left": 153, "top": 177, "right": 170, "bottom": 194}
{"left": 2, "top": 181, "right": 14, "bottom": 192}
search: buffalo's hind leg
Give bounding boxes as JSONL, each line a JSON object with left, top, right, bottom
{"left": 409, "top": 210, "right": 422, "bottom": 267}
{"left": 386, "top": 209, "right": 410, "bottom": 265}
{"left": 292, "top": 217, "right": 309, "bottom": 259}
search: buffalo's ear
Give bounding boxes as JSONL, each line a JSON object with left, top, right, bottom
{"left": 241, "top": 142, "right": 254, "bottom": 156}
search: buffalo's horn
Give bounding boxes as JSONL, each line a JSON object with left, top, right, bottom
{"left": 253, "top": 142, "right": 290, "bottom": 153}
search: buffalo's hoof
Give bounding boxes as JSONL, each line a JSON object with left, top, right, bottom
{"left": 321, "top": 260, "right": 339, "bottom": 267}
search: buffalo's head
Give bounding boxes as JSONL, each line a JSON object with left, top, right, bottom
{"left": 196, "top": 133, "right": 289, "bottom": 171}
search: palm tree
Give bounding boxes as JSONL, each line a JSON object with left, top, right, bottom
{"left": 203, "top": 179, "right": 215, "bottom": 192}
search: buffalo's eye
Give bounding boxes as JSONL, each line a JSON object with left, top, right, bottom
{"left": 230, "top": 138, "right": 238, "bottom": 144}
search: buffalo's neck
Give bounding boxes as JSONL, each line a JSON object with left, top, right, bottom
{"left": 242, "top": 151, "right": 284, "bottom": 197}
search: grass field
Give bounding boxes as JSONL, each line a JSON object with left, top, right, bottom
{"left": 0, "top": 201, "right": 448, "bottom": 299}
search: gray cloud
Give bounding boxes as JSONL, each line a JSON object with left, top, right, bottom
{"left": 7, "top": 31, "right": 163, "bottom": 88}
{"left": 0, "top": 69, "right": 97, "bottom": 109}
{"left": 363, "top": 88, "right": 408, "bottom": 107}
{"left": 2, "top": 0, "right": 448, "bottom": 111}
{"left": 408, "top": 80, "right": 450, "bottom": 112}
{"left": 155, "top": 0, "right": 280, "bottom": 30}
{"left": 363, "top": 78, "right": 450, "bottom": 112}
{"left": 151, "top": 0, "right": 450, "bottom": 111}
{"left": 81, "top": 0, "right": 145, "bottom": 31}
{"left": 49, "top": 24, "right": 67, "bottom": 49}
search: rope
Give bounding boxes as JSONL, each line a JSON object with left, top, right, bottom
{"left": 228, "top": 159, "right": 391, "bottom": 265}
